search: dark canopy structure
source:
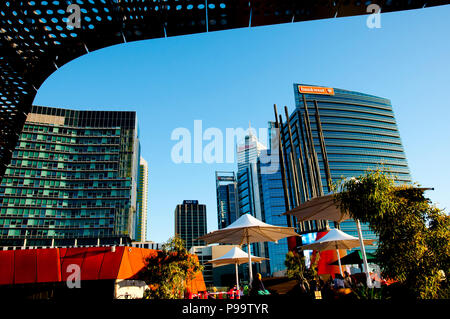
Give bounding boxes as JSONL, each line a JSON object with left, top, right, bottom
{"left": 329, "top": 249, "right": 377, "bottom": 266}
{"left": 0, "top": 0, "right": 447, "bottom": 177}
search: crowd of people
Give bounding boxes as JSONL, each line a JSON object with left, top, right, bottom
{"left": 297, "top": 270, "right": 389, "bottom": 299}
{"left": 208, "top": 271, "right": 386, "bottom": 299}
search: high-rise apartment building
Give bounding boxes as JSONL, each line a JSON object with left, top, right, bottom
{"left": 136, "top": 157, "right": 148, "bottom": 242}
{"left": 174, "top": 200, "right": 207, "bottom": 250}
{"left": 0, "top": 105, "right": 141, "bottom": 247}
{"left": 215, "top": 171, "right": 239, "bottom": 230}
{"left": 277, "top": 84, "right": 412, "bottom": 253}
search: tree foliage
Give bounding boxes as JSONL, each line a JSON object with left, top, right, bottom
{"left": 285, "top": 251, "right": 319, "bottom": 292}
{"left": 335, "top": 170, "right": 450, "bottom": 299}
{"left": 138, "top": 236, "right": 203, "bottom": 299}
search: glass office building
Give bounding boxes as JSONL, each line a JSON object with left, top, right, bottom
{"left": 279, "top": 84, "right": 412, "bottom": 253}
{"left": 236, "top": 131, "right": 271, "bottom": 276}
{"left": 237, "top": 132, "right": 266, "bottom": 221}
{"left": 259, "top": 147, "right": 291, "bottom": 275}
{"left": 215, "top": 171, "right": 239, "bottom": 230}
{"left": 174, "top": 200, "right": 207, "bottom": 250}
{"left": 0, "top": 105, "right": 141, "bottom": 247}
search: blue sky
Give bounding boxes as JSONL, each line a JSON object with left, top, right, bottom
{"left": 34, "top": 6, "right": 450, "bottom": 244}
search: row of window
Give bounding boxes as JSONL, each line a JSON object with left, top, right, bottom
{"left": 19, "top": 133, "right": 120, "bottom": 144}
{"left": 17, "top": 144, "right": 120, "bottom": 153}
{"left": 1, "top": 178, "right": 130, "bottom": 188}
{"left": 1, "top": 187, "right": 131, "bottom": 198}
{"left": 5, "top": 170, "right": 121, "bottom": 179}
{"left": 8, "top": 161, "right": 119, "bottom": 171}
{"left": 0, "top": 209, "right": 115, "bottom": 218}
{"left": 1, "top": 229, "right": 115, "bottom": 237}
{"left": 12, "top": 151, "right": 120, "bottom": 161}
{"left": 2, "top": 197, "right": 129, "bottom": 208}
{"left": 0, "top": 218, "right": 113, "bottom": 227}
{"left": 23, "top": 124, "right": 121, "bottom": 137}
{"left": 298, "top": 91, "right": 392, "bottom": 110}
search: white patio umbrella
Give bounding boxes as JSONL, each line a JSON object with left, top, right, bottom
{"left": 284, "top": 187, "right": 432, "bottom": 287}
{"left": 284, "top": 194, "right": 373, "bottom": 286}
{"left": 299, "top": 228, "right": 374, "bottom": 277}
{"left": 207, "top": 246, "right": 269, "bottom": 290}
{"left": 285, "top": 194, "right": 349, "bottom": 222}
{"left": 197, "top": 213, "right": 299, "bottom": 283}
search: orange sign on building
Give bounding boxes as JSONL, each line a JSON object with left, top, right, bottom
{"left": 298, "top": 85, "right": 335, "bottom": 95}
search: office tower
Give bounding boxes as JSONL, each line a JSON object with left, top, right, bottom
{"left": 237, "top": 130, "right": 267, "bottom": 171}
{"left": 276, "top": 84, "right": 412, "bottom": 253}
{"left": 0, "top": 105, "right": 141, "bottom": 248}
{"left": 215, "top": 171, "right": 239, "bottom": 229}
{"left": 236, "top": 131, "right": 266, "bottom": 220}
{"left": 258, "top": 133, "right": 291, "bottom": 276}
{"left": 174, "top": 200, "right": 207, "bottom": 250}
{"left": 236, "top": 132, "right": 269, "bottom": 275}
{"left": 136, "top": 157, "right": 148, "bottom": 242}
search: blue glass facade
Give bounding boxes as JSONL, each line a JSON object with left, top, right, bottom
{"left": 259, "top": 147, "right": 290, "bottom": 275}
{"left": 236, "top": 134, "right": 269, "bottom": 276}
{"left": 0, "top": 105, "right": 141, "bottom": 247}
{"left": 281, "top": 84, "right": 412, "bottom": 253}
{"left": 216, "top": 172, "right": 239, "bottom": 230}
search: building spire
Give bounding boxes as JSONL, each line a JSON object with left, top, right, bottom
{"left": 248, "top": 121, "right": 253, "bottom": 137}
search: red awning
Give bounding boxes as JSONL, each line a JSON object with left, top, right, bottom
{"left": 0, "top": 246, "right": 153, "bottom": 285}
{"left": 0, "top": 246, "right": 206, "bottom": 295}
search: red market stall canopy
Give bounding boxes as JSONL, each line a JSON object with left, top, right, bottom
{"left": 0, "top": 246, "right": 205, "bottom": 293}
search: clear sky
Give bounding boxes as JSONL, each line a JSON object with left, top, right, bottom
{"left": 34, "top": 6, "right": 450, "bottom": 244}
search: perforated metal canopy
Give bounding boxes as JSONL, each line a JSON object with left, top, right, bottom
{"left": 0, "top": 0, "right": 446, "bottom": 177}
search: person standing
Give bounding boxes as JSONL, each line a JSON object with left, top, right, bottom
{"left": 343, "top": 271, "right": 353, "bottom": 288}
{"left": 250, "top": 273, "right": 270, "bottom": 296}
{"left": 333, "top": 273, "right": 345, "bottom": 289}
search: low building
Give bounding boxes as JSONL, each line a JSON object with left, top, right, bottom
{"left": 131, "top": 241, "right": 162, "bottom": 250}
{"left": 0, "top": 246, "right": 206, "bottom": 299}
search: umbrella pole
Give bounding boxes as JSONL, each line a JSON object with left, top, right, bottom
{"left": 356, "top": 219, "right": 372, "bottom": 288}
{"left": 235, "top": 262, "right": 239, "bottom": 291}
{"left": 336, "top": 245, "right": 344, "bottom": 277}
{"left": 247, "top": 233, "right": 253, "bottom": 285}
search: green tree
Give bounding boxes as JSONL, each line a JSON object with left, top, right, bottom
{"left": 335, "top": 170, "right": 450, "bottom": 299}
{"left": 139, "top": 236, "right": 203, "bottom": 299}
{"left": 285, "top": 251, "right": 319, "bottom": 293}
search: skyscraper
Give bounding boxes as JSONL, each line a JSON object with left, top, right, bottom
{"left": 236, "top": 131, "right": 266, "bottom": 221}
{"left": 236, "top": 132, "right": 270, "bottom": 275}
{"left": 0, "top": 105, "right": 141, "bottom": 247}
{"left": 237, "top": 122, "right": 292, "bottom": 276}
{"left": 237, "top": 130, "right": 267, "bottom": 171}
{"left": 136, "top": 157, "right": 148, "bottom": 242}
{"left": 215, "top": 171, "right": 239, "bottom": 230}
{"left": 174, "top": 200, "right": 207, "bottom": 250}
{"left": 259, "top": 134, "right": 291, "bottom": 275}
{"left": 277, "top": 84, "right": 412, "bottom": 253}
